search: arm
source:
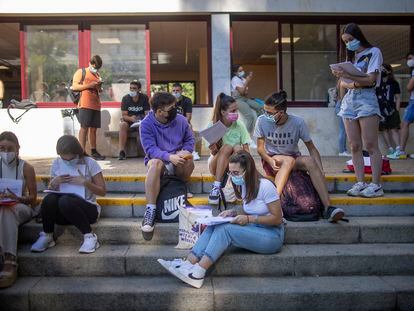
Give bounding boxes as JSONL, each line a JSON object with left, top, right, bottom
{"left": 231, "top": 200, "right": 283, "bottom": 226}
{"left": 235, "top": 73, "right": 253, "bottom": 96}
{"left": 336, "top": 72, "right": 378, "bottom": 89}
{"left": 257, "top": 137, "right": 274, "bottom": 166}
{"left": 242, "top": 143, "right": 250, "bottom": 152}
{"left": 85, "top": 172, "right": 106, "bottom": 197}
{"left": 304, "top": 140, "right": 324, "bottom": 173}
{"left": 22, "top": 162, "right": 37, "bottom": 207}
{"left": 185, "top": 112, "right": 192, "bottom": 123}
{"left": 121, "top": 110, "right": 137, "bottom": 123}
{"left": 71, "top": 70, "right": 98, "bottom": 92}
{"left": 395, "top": 93, "right": 401, "bottom": 111}
{"left": 181, "top": 122, "right": 195, "bottom": 153}
{"left": 407, "top": 76, "right": 414, "bottom": 93}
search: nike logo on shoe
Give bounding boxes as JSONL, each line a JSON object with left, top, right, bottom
{"left": 188, "top": 273, "right": 204, "bottom": 280}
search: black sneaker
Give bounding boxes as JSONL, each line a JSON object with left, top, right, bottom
{"left": 91, "top": 151, "right": 106, "bottom": 161}
{"left": 118, "top": 150, "right": 126, "bottom": 160}
{"left": 141, "top": 207, "right": 156, "bottom": 241}
{"left": 325, "top": 206, "right": 345, "bottom": 223}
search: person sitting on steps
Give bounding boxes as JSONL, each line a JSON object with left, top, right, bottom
{"left": 255, "top": 90, "right": 345, "bottom": 223}
{"left": 207, "top": 93, "right": 250, "bottom": 205}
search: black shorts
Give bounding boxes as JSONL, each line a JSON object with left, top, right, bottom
{"left": 78, "top": 108, "right": 101, "bottom": 128}
{"left": 379, "top": 110, "right": 401, "bottom": 131}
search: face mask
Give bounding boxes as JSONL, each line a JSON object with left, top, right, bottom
{"left": 129, "top": 91, "right": 138, "bottom": 97}
{"left": 166, "top": 107, "right": 178, "bottom": 122}
{"left": 407, "top": 59, "right": 414, "bottom": 68}
{"left": 227, "top": 112, "right": 239, "bottom": 122}
{"left": 346, "top": 39, "right": 361, "bottom": 52}
{"left": 264, "top": 113, "right": 276, "bottom": 123}
{"left": 172, "top": 92, "right": 181, "bottom": 99}
{"left": 89, "top": 66, "right": 98, "bottom": 74}
{"left": 0, "top": 152, "right": 16, "bottom": 165}
{"left": 231, "top": 175, "right": 245, "bottom": 186}
{"left": 61, "top": 155, "right": 79, "bottom": 168}
{"left": 237, "top": 71, "right": 245, "bottom": 78}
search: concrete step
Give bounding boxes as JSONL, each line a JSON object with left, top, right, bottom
{"left": 16, "top": 243, "right": 414, "bottom": 277}
{"left": 36, "top": 174, "right": 414, "bottom": 194}
{"left": 35, "top": 193, "right": 414, "bottom": 218}
{"left": 19, "top": 217, "right": 414, "bottom": 245}
{"left": 1, "top": 275, "right": 413, "bottom": 310}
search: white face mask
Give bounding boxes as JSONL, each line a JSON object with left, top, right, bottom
{"left": 89, "top": 66, "right": 98, "bottom": 74}
{"left": 407, "top": 59, "right": 414, "bottom": 68}
{"left": 0, "top": 152, "right": 16, "bottom": 165}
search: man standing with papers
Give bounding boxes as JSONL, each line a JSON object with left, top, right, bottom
{"left": 331, "top": 23, "right": 384, "bottom": 198}
{"left": 140, "top": 92, "right": 195, "bottom": 240}
{"left": 118, "top": 80, "right": 150, "bottom": 160}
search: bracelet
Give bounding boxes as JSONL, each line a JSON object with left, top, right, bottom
{"left": 353, "top": 82, "right": 357, "bottom": 88}
{"left": 246, "top": 215, "right": 250, "bottom": 223}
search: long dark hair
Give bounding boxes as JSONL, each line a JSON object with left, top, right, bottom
{"left": 56, "top": 135, "right": 86, "bottom": 158}
{"left": 382, "top": 64, "right": 396, "bottom": 82}
{"left": 231, "top": 64, "right": 241, "bottom": 77}
{"left": 341, "top": 23, "right": 373, "bottom": 62}
{"left": 212, "top": 92, "right": 236, "bottom": 124}
{"left": 229, "top": 150, "right": 263, "bottom": 204}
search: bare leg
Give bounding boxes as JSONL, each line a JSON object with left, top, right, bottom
{"left": 145, "top": 159, "right": 165, "bottom": 204}
{"left": 175, "top": 158, "right": 195, "bottom": 182}
{"left": 380, "top": 131, "right": 391, "bottom": 151}
{"left": 271, "top": 155, "right": 295, "bottom": 195}
{"left": 208, "top": 144, "right": 234, "bottom": 181}
{"left": 89, "top": 127, "right": 97, "bottom": 149}
{"left": 390, "top": 128, "right": 400, "bottom": 149}
{"left": 295, "top": 156, "right": 330, "bottom": 208}
{"left": 118, "top": 121, "right": 129, "bottom": 152}
{"left": 78, "top": 127, "right": 88, "bottom": 151}
{"left": 400, "top": 121, "right": 410, "bottom": 151}
{"left": 360, "top": 116, "right": 382, "bottom": 185}
{"left": 344, "top": 118, "right": 364, "bottom": 182}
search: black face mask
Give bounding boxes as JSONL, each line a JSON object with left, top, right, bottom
{"left": 166, "top": 107, "right": 177, "bottom": 122}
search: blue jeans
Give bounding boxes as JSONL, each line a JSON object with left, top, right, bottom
{"left": 191, "top": 222, "right": 284, "bottom": 263}
{"left": 335, "top": 100, "right": 347, "bottom": 153}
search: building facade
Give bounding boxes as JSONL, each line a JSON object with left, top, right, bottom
{"left": 0, "top": 0, "right": 413, "bottom": 156}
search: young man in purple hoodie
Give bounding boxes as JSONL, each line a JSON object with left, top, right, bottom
{"left": 140, "top": 92, "right": 195, "bottom": 240}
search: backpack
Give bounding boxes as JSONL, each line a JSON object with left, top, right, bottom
{"left": 346, "top": 157, "right": 392, "bottom": 175}
{"left": 68, "top": 68, "right": 86, "bottom": 105}
{"left": 280, "top": 170, "right": 323, "bottom": 222}
{"left": 376, "top": 73, "right": 395, "bottom": 120}
{"left": 155, "top": 175, "right": 188, "bottom": 223}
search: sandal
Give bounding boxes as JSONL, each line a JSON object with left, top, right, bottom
{"left": 0, "top": 260, "right": 18, "bottom": 288}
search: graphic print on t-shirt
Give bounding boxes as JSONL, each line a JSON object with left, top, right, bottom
{"left": 355, "top": 53, "right": 373, "bottom": 74}
{"left": 266, "top": 131, "right": 295, "bottom": 147}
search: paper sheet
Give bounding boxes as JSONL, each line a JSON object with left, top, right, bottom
{"left": 130, "top": 120, "right": 141, "bottom": 128}
{"left": 0, "top": 178, "right": 23, "bottom": 203}
{"left": 196, "top": 216, "right": 235, "bottom": 226}
{"left": 199, "top": 121, "right": 228, "bottom": 145}
{"left": 330, "top": 61, "right": 367, "bottom": 83}
{"left": 53, "top": 164, "right": 86, "bottom": 199}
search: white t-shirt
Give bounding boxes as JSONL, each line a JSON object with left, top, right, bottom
{"left": 231, "top": 76, "right": 245, "bottom": 96}
{"left": 353, "top": 47, "right": 383, "bottom": 87}
{"left": 242, "top": 178, "right": 279, "bottom": 216}
{"left": 50, "top": 156, "right": 103, "bottom": 213}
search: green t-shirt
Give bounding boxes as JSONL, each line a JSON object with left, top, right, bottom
{"left": 207, "top": 120, "right": 250, "bottom": 147}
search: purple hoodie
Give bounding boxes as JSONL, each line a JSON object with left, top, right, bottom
{"left": 140, "top": 111, "right": 195, "bottom": 164}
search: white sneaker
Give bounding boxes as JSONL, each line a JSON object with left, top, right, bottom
{"left": 208, "top": 186, "right": 220, "bottom": 205}
{"left": 338, "top": 151, "right": 351, "bottom": 157}
{"left": 168, "top": 263, "right": 205, "bottom": 289}
{"left": 157, "top": 258, "right": 192, "bottom": 271}
{"left": 410, "top": 154, "right": 414, "bottom": 159}
{"left": 360, "top": 183, "right": 384, "bottom": 198}
{"left": 192, "top": 151, "right": 201, "bottom": 161}
{"left": 347, "top": 182, "right": 367, "bottom": 197}
{"left": 31, "top": 232, "right": 55, "bottom": 252}
{"left": 79, "top": 233, "right": 100, "bottom": 253}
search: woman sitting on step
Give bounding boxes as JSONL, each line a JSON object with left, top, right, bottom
{"left": 31, "top": 135, "right": 106, "bottom": 254}
{"left": 207, "top": 93, "right": 250, "bottom": 205}
{"left": 158, "top": 150, "right": 284, "bottom": 288}
{"left": 0, "top": 131, "right": 37, "bottom": 288}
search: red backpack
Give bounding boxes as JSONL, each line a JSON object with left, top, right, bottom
{"left": 280, "top": 170, "right": 323, "bottom": 222}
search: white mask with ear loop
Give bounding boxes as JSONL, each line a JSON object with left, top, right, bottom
{"left": 0, "top": 152, "right": 17, "bottom": 165}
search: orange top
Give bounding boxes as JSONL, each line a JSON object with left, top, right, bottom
{"left": 72, "top": 68, "right": 101, "bottom": 111}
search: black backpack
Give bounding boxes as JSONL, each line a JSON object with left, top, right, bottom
{"left": 155, "top": 175, "right": 188, "bottom": 223}
{"left": 68, "top": 68, "right": 86, "bottom": 105}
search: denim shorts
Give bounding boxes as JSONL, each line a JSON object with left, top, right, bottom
{"left": 403, "top": 99, "right": 414, "bottom": 123}
{"left": 338, "top": 88, "right": 381, "bottom": 120}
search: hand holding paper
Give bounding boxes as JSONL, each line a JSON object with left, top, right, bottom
{"left": 330, "top": 62, "right": 367, "bottom": 83}
{"left": 197, "top": 216, "right": 235, "bottom": 226}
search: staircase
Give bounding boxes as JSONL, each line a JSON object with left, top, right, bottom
{"left": 1, "top": 174, "right": 414, "bottom": 310}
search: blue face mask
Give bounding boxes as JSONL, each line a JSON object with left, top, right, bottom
{"left": 264, "top": 113, "right": 276, "bottom": 123}
{"left": 231, "top": 175, "right": 245, "bottom": 186}
{"left": 346, "top": 39, "right": 361, "bottom": 51}
{"left": 129, "top": 91, "right": 137, "bottom": 97}
{"left": 62, "top": 156, "right": 79, "bottom": 168}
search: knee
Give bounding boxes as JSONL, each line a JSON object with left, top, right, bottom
{"left": 349, "top": 141, "right": 362, "bottom": 153}
{"left": 221, "top": 144, "right": 234, "bottom": 154}
{"left": 147, "top": 159, "right": 164, "bottom": 174}
{"left": 282, "top": 157, "right": 296, "bottom": 169}
{"left": 57, "top": 196, "right": 74, "bottom": 214}
{"left": 300, "top": 156, "right": 316, "bottom": 170}
{"left": 364, "top": 141, "right": 378, "bottom": 154}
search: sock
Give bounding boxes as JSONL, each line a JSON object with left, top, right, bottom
{"left": 146, "top": 204, "right": 156, "bottom": 210}
{"left": 213, "top": 181, "right": 221, "bottom": 188}
{"left": 91, "top": 148, "right": 97, "bottom": 154}
{"left": 192, "top": 263, "right": 206, "bottom": 278}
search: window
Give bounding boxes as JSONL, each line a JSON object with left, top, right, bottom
{"left": 149, "top": 21, "right": 209, "bottom": 105}
{"left": 91, "top": 24, "right": 147, "bottom": 102}
{"left": 232, "top": 21, "right": 278, "bottom": 100}
{"left": 0, "top": 23, "right": 20, "bottom": 106}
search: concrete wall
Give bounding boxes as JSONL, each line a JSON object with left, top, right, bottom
{"left": 1, "top": 0, "right": 413, "bottom": 15}
{"left": 2, "top": 107, "right": 414, "bottom": 158}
